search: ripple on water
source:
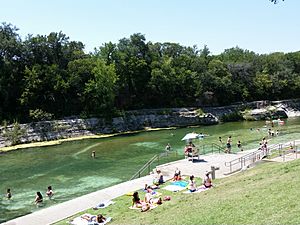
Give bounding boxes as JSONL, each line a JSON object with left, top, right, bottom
{"left": 72, "top": 143, "right": 102, "bottom": 158}
{"left": 132, "top": 142, "right": 161, "bottom": 149}
{"left": 53, "top": 175, "right": 122, "bottom": 200}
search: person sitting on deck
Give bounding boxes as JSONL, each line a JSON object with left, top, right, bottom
{"left": 184, "top": 144, "right": 193, "bottom": 157}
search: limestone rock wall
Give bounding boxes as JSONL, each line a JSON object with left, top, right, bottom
{"left": 1, "top": 99, "right": 300, "bottom": 148}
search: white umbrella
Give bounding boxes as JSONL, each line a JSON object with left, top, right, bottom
{"left": 181, "top": 133, "right": 199, "bottom": 141}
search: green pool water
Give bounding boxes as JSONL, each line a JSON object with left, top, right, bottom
{"left": 1, "top": 118, "right": 300, "bottom": 222}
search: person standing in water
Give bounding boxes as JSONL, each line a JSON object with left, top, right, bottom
{"left": 6, "top": 188, "right": 12, "bottom": 199}
{"left": 226, "top": 136, "right": 232, "bottom": 153}
{"left": 35, "top": 191, "right": 43, "bottom": 205}
{"left": 237, "top": 140, "right": 243, "bottom": 151}
{"left": 219, "top": 137, "right": 223, "bottom": 145}
{"left": 46, "top": 186, "right": 54, "bottom": 199}
{"left": 91, "top": 151, "right": 96, "bottom": 158}
{"left": 165, "top": 143, "right": 172, "bottom": 151}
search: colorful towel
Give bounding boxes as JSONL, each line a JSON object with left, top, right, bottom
{"left": 163, "top": 185, "right": 186, "bottom": 192}
{"left": 171, "top": 180, "right": 189, "bottom": 187}
{"left": 163, "top": 180, "right": 188, "bottom": 192}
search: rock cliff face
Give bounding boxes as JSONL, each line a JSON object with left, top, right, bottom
{"left": 0, "top": 99, "right": 300, "bottom": 148}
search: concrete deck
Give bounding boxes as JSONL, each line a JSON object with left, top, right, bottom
{"left": 0, "top": 148, "right": 270, "bottom": 225}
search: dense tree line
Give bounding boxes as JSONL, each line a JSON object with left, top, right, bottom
{"left": 0, "top": 23, "right": 299, "bottom": 123}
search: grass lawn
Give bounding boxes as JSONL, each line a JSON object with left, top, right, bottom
{"left": 55, "top": 159, "right": 300, "bottom": 225}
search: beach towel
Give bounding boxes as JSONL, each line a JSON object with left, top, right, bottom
{"left": 69, "top": 213, "right": 112, "bottom": 225}
{"left": 171, "top": 180, "right": 189, "bottom": 187}
{"left": 183, "top": 186, "right": 209, "bottom": 194}
{"left": 163, "top": 185, "right": 186, "bottom": 192}
{"left": 163, "top": 180, "right": 188, "bottom": 192}
{"left": 93, "top": 200, "right": 115, "bottom": 210}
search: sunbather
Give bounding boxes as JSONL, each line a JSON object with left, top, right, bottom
{"left": 132, "top": 191, "right": 142, "bottom": 208}
{"left": 202, "top": 172, "right": 213, "bottom": 188}
{"left": 144, "top": 187, "right": 162, "bottom": 205}
{"left": 188, "top": 175, "right": 197, "bottom": 192}
{"left": 153, "top": 169, "right": 164, "bottom": 185}
{"left": 132, "top": 191, "right": 151, "bottom": 212}
{"left": 144, "top": 183, "right": 159, "bottom": 191}
{"left": 172, "top": 168, "right": 181, "bottom": 181}
{"left": 81, "top": 214, "right": 106, "bottom": 223}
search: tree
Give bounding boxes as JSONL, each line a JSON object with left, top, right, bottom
{"left": 114, "top": 33, "right": 151, "bottom": 108}
{"left": 0, "top": 23, "right": 24, "bottom": 122}
{"left": 82, "top": 59, "right": 118, "bottom": 115}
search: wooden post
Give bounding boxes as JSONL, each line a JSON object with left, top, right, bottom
{"left": 211, "top": 166, "right": 219, "bottom": 180}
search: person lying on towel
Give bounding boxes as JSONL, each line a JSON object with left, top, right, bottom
{"left": 81, "top": 214, "right": 107, "bottom": 223}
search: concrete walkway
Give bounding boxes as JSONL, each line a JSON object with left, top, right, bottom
{"left": 0, "top": 148, "right": 267, "bottom": 225}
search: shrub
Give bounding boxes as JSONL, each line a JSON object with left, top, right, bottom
{"left": 221, "top": 111, "right": 243, "bottom": 122}
{"left": 3, "top": 121, "right": 25, "bottom": 146}
{"left": 29, "top": 109, "right": 53, "bottom": 121}
{"left": 196, "top": 108, "right": 205, "bottom": 116}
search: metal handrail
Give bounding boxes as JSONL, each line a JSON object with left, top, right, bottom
{"left": 130, "top": 155, "right": 158, "bottom": 180}
{"left": 211, "top": 143, "right": 223, "bottom": 154}
{"left": 129, "top": 150, "right": 178, "bottom": 180}
{"left": 198, "top": 143, "right": 223, "bottom": 155}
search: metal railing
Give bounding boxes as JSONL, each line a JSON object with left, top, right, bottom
{"left": 225, "top": 140, "right": 300, "bottom": 174}
{"left": 129, "top": 150, "right": 178, "bottom": 180}
{"left": 198, "top": 143, "right": 224, "bottom": 155}
{"left": 225, "top": 149, "right": 266, "bottom": 174}
{"left": 268, "top": 140, "right": 300, "bottom": 162}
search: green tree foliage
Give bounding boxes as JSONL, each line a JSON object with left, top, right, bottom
{"left": 0, "top": 23, "right": 299, "bottom": 123}
{"left": 82, "top": 59, "right": 118, "bottom": 115}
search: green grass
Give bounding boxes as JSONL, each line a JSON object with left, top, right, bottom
{"left": 55, "top": 159, "right": 300, "bottom": 225}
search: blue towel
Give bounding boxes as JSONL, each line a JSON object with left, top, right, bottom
{"left": 171, "top": 181, "right": 188, "bottom": 187}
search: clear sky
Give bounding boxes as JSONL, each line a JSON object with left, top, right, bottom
{"left": 0, "top": 0, "right": 299, "bottom": 55}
